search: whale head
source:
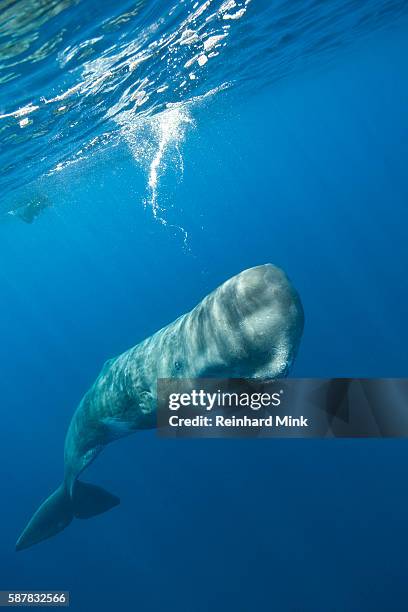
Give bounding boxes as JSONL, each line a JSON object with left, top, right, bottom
{"left": 193, "top": 263, "right": 304, "bottom": 379}
{"left": 232, "top": 264, "right": 304, "bottom": 377}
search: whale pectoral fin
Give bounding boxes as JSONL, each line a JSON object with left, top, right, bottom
{"left": 72, "top": 481, "right": 120, "bottom": 519}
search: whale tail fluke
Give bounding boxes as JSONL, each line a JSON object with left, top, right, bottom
{"left": 16, "top": 484, "right": 73, "bottom": 551}
{"left": 72, "top": 480, "right": 120, "bottom": 519}
{"left": 16, "top": 481, "right": 120, "bottom": 551}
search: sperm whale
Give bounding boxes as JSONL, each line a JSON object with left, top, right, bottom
{"left": 16, "top": 264, "right": 304, "bottom": 550}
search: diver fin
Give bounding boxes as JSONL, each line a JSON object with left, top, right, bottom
{"left": 16, "top": 484, "right": 73, "bottom": 551}
{"left": 72, "top": 480, "right": 120, "bottom": 519}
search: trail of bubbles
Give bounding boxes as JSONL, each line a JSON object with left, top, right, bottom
{"left": 116, "top": 83, "right": 228, "bottom": 217}
{"left": 146, "top": 106, "right": 193, "bottom": 220}
{"left": 116, "top": 103, "right": 194, "bottom": 244}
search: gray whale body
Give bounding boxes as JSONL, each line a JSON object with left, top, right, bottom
{"left": 16, "top": 264, "right": 304, "bottom": 551}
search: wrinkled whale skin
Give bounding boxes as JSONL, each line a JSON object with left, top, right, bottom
{"left": 65, "top": 264, "right": 304, "bottom": 484}
{"left": 16, "top": 264, "right": 304, "bottom": 551}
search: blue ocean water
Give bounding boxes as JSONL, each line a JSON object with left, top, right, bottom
{"left": 1, "top": 1, "right": 408, "bottom": 610}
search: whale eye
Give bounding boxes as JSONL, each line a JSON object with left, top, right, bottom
{"left": 174, "top": 360, "right": 182, "bottom": 371}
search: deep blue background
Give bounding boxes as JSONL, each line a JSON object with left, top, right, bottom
{"left": 1, "top": 20, "right": 408, "bottom": 612}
